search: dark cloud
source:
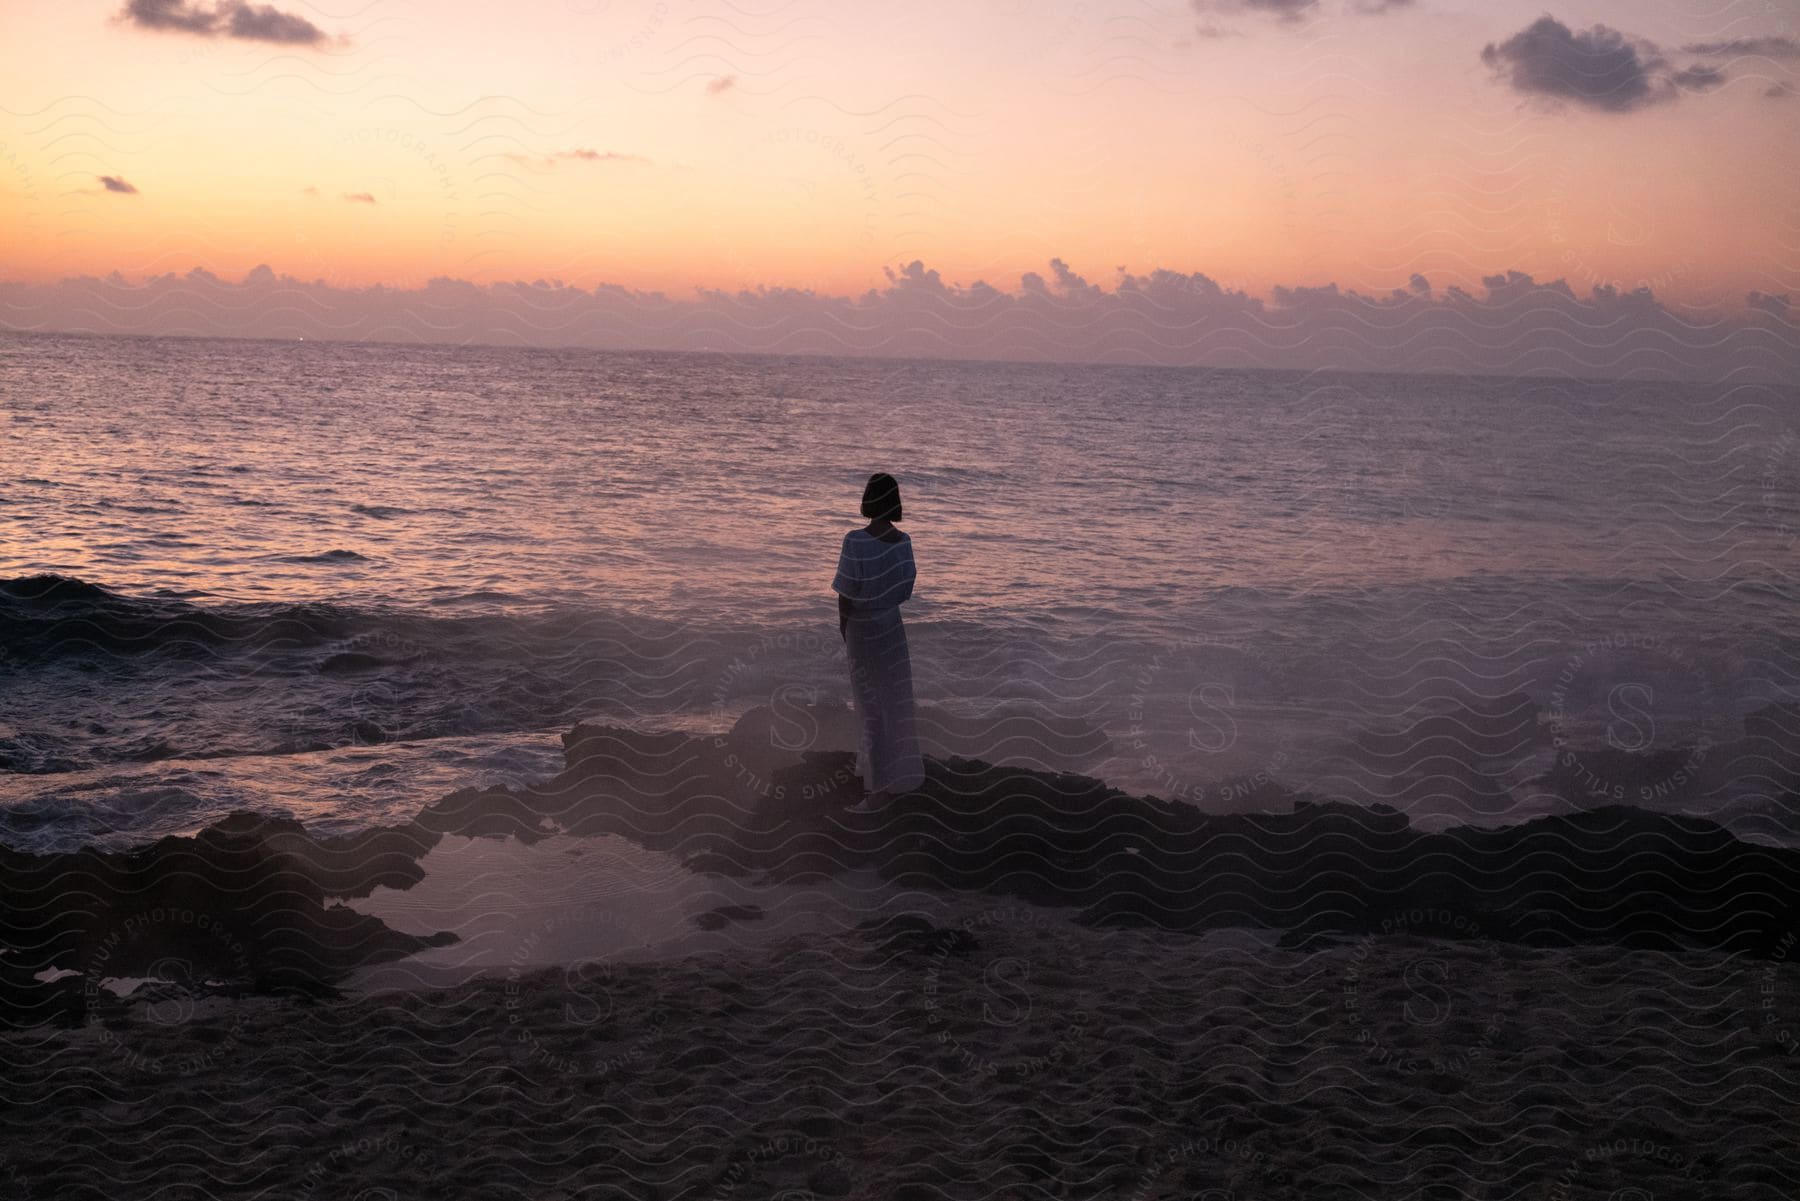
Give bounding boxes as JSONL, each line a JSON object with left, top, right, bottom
{"left": 118, "top": 0, "right": 330, "bottom": 47}
{"left": 1748, "top": 290, "right": 1791, "bottom": 314}
{"left": 123, "top": 0, "right": 215, "bottom": 32}
{"left": 706, "top": 75, "right": 736, "bottom": 94}
{"left": 1236, "top": 0, "right": 1317, "bottom": 17}
{"left": 1191, "top": 0, "right": 1318, "bottom": 24}
{"left": 1670, "top": 64, "right": 1726, "bottom": 92}
{"left": 342, "top": 192, "right": 375, "bottom": 204}
{"left": 1189, "top": 0, "right": 1409, "bottom": 27}
{"left": 504, "top": 149, "right": 652, "bottom": 171}
{"left": 559, "top": 149, "right": 648, "bottom": 164}
{"left": 225, "top": 2, "right": 326, "bottom": 44}
{"left": 1480, "top": 16, "right": 1678, "bottom": 112}
{"left": 99, "top": 175, "right": 138, "bottom": 194}
{"left": 1680, "top": 36, "right": 1800, "bottom": 60}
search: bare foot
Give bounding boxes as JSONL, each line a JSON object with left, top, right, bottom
{"left": 846, "top": 790, "right": 890, "bottom": 814}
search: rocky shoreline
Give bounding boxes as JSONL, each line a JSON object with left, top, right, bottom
{"left": 5, "top": 700, "right": 1798, "bottom": 1027}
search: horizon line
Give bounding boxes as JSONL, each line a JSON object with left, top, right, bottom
{"left": 2, "top": 325, "right": 1781, "bottom": 393}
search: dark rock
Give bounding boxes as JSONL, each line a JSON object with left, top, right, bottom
{"left": 807, "top": 1161, "right": 855, "bottom": 1196}
{"left": 13, "top": 706, "right": 1797, "bottom": 1026}
{"left": 856, "top": 913, "right": 979, "bottom": 959}
{"left": 0, "top": 809, "right": 456, "bottom": 1027}
{"left": 693, "top": 904, "right": 764, "bottom": 931}
{"left": 520, "top": 723, "right": 1800, "bottom": 962}
{"left": 723, "top": 699, "right": 1114, "bottom": 793}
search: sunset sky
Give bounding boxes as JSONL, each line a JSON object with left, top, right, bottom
{"left": 1, "top": 0, "right": 1796, "bottom": 308}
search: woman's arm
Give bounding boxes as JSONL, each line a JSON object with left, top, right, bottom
{"left": 838, "top": 592, "right": 853, "bottom": 639}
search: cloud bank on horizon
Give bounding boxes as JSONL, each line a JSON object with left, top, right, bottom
{"left": 3, "top": 259, "right": 1793, "bottom": 385}
{"left": 1190, "top": 0, "right": 1417, "bottom": 27}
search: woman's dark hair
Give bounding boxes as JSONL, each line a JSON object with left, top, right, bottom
{"left": 860, "top": 472, "right": 902, "bottom": 523}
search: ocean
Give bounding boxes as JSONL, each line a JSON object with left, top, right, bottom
{"left": 2, "top": 329, "right": 1795, "bottom": 852}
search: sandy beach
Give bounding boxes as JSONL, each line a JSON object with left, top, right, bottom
{"left": 5, "top": 890, "right": 1798, "bottom": 1200}
{"left": 5, "top": 712, "right": 1800, "bottom": 1198}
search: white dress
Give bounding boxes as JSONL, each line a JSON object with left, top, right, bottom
{"left": 832, "top": 528, "right": 925, "bottom": 794}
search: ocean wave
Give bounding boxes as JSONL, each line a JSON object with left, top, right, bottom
{"left": 0, "top": 573, "right": 357, "bottom": 661}
{"left": 280, "top": 549, "right": 370, "bottom": 564}
{"left": 0, "top": 574, "right": 745, "bottom": 776}
{"left": 2, "top": 573, "right": 1794, "bottom": 861}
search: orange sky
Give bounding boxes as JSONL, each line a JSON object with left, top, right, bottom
{"left": 1, "top": 0, "right": 1796, "bottom": 306}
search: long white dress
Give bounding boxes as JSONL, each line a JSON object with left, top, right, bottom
{"left": 832, "top": 528, "right": 925, "bottom": 794}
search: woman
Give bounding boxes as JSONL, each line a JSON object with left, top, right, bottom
{"left": 833, "top": 472, "right": 924, "bottom": 812}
